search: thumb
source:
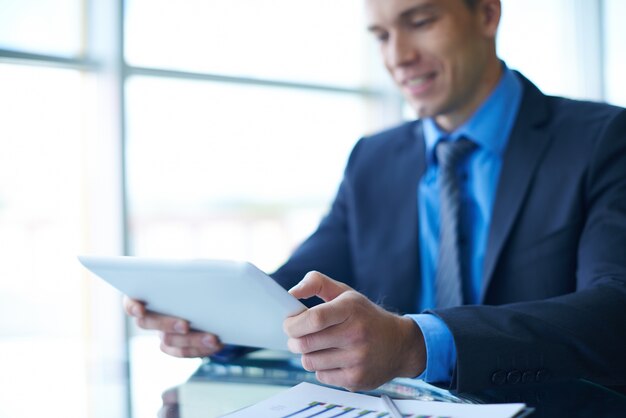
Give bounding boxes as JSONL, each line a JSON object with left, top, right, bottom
{"left": 288, "top": 271, "right": 352, "bottom": 302}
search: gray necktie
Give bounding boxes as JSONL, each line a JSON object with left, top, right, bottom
{"left": 435, "top": 138, "right": 477, "bottom": 308}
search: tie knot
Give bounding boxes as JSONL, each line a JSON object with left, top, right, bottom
{"left": 435, "top": 138, "right": 477, "bottom": 169}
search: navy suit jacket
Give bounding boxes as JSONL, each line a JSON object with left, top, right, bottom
{"left": 271, "top": 73, "right": 626, "bottom": 392}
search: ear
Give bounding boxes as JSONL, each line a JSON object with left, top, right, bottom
{"left": 477, "top": 0, "right": 501, "bottom": 38}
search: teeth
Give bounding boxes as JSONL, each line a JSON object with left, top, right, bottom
{"left": 407, "top": 76, "right": 428, "bottom": 87}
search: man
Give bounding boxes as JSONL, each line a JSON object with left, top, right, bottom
{"left": 126, "top": 0, "right": 626, "bottom": 393}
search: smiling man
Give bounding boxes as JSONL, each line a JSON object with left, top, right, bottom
{"left": 367, "top": 0, "right": 501, "bottom": 130}
{"left": 126, "top": 0, "right": 626, "bottom": 393}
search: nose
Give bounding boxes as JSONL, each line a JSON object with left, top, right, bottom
{"left": 386, "top": 32, "right": 419, "bottom": 68}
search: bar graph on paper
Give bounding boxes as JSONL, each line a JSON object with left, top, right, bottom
{"left": 278, "top": 400, "right": 449, "bottom": 417}
{"left": 224, "top": 382, "right": 527, "bottom": 418}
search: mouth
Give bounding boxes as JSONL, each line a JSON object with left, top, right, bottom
{"left": 402, "top": 72, "right": 437, "bottom": 96}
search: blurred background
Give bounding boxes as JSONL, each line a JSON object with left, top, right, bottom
{"left": 0, "top": 0, "right": 625, "bottom": 417}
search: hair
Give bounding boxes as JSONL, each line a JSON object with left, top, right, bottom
{"left": 463, "top": 0, "right": 479, "bottom": 9}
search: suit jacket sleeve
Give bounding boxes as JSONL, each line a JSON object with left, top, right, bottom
{"left": 432, "top": 109, "right": 626, "bottom": 393}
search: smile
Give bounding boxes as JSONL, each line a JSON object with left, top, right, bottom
{"left": 403, "top": 72, "right": 437, "bottom": 95}
{"left": 407, "top": 76, "right": 430, "bottom": 87}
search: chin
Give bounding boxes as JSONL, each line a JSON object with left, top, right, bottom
{"left": 413, "top": 104, "right": 435, "bottom": 119}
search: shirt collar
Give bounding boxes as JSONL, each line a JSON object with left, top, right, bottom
{"left": 421, "top": 62, "right": 523, "bottom": 165}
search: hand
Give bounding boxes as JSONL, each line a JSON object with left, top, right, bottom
{"left": 283, "top": 271, "right": 426, "bottom": 392}
{"left": 123, "top": 296, "right": 224, "bottom": 358}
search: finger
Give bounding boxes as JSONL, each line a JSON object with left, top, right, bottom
{"left": 287, "top": 320, "right": 356, "bottom": 354}
{"left": 137, "top": 312, "right": 189, "bottom": 334}
{"left": 159, "top": 341, "right": 219, "bottom": 358}
{"left": 161, "top": 331, "right": 222, "bottom": 351}
{"left": 315, "top": 367, "right": 371, "bottom": 392}
{"left": 123, "top": 296, "right": 146, "bottom": 318}
{"left": 283, "top": 298, "right": 351, "bottom": 338}
{"left": 298, "top": 347, "right": 360, "bottom": 372}
{"left": 288, "top": 271, "right": 352, "bottom": 302}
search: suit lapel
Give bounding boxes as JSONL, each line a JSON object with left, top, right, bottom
{"left": 408, "top": 122, "right": 427, "bottom": 311}
{"left": 480, "top": 75, "right": 554, "bottom": 301}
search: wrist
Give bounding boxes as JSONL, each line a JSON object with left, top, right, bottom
{"left": 396, "top": 316, "right": 426, "bottom": 378}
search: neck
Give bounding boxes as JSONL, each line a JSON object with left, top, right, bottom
{"left": 435, "top": 56, "right": 503, "bottom": 132}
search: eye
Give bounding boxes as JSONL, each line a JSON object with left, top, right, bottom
{"left": 371, "top": 30, "right": 389, "bottom": 43}
{"left": 409, "top": 17, "right": 436, "bottom": 29}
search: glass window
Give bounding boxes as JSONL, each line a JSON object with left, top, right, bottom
{"left": 604, "top": 0, "right": 626, "bottom": 107}
{"left": 0, "top": 0, "right": 83, "bottom": 56}
{"left": 125, "top": 0, "right": 371, "bottom": 88}
{"left": 498, "top": 0, "right": 600, "bottom": 100}
{"left": 0, "top": 63, "right": 88, "bottom": 417}
{"left": 125, "top": 76, "right": 382, "bottom": 272}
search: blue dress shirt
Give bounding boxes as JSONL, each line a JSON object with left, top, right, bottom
{"left": 408, "top": 64, "right": 523, "bottom": 383}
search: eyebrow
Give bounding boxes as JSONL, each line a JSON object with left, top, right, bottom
{"left": 367, "top": 3, "right": 438, "bottom": 32}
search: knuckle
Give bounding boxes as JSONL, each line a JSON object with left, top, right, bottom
{"left": 299, "top": 334, "right": 315, "bottom": 353}
{"left": 300, "top": 354, "right": 315, "bottom": 372}
{"left": 308, "top": 310, "right": 326, "bottom": 330}
{"left": 160, "top": 343, "right": 179, "bottom": 358}
{"left": 352, "top": 349, "right": 368, "bottom": 367}
{"left": 287, "top": 338, "right": 299, "bottom": 353}
{"left": 199, "top": 333, "right": 217, "bottom": 348}
{"left": 345, "top": 322, "right": 367, "bottom": 346}
{"left": 282, "top": 319, "right": 293, "bottom": 336}
{"left": 178, "top": 347, "right": 193, "bottom": 357}
{"left": 316, "top": 370, "right": 331, "bottom": 386}
{"left": 345, "top": 368, "right": 365, "bottom": 389}
{"left": 344, "top": 290, "right": 365, "bottom": 304}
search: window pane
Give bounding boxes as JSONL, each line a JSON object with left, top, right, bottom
{"left": 498, "top": 0, "right": 600, "bottom": 100}
{"left": 126, "top": 77, "right": 379, "bottom": 272}
{"left": 0, "top": 64, "right": 88, "bottom": 416}
{"left": 0, "top": 0, "right": 83, "bottom": 56}
{"left": 604, "top": 0, "right": 626, "bottom": 107}
{"left": 125, "top": 0, "right": 371, "bottom": 88}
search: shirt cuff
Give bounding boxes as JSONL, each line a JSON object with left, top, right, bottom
{"left": 405, "top": 313, "right": 457, "bottom": 384}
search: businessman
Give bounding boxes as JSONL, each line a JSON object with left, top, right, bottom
{"left": 126, "top": 0, "right": 626, "bottom": 392}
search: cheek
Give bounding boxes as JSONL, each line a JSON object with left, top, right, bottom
{"left": 381, "top": 50, "right": 396, "bottom": 80}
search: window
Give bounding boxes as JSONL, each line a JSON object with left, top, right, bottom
{"left": 0, "top": 64, "right": 89, "bottom": 417}
{"left": 125, "top": 0, "right": 370, "bottom": 88}
{"left": 2, "top": 1, "right": 623, "bottom": 417}
{"left": 603, "top": 0, "right": 626, "bottom": 106}
{"left": 122, "top": 3, "right": 398, "bottom": 416}
{"left": 498, "top": 0, "right": 604, "bottom": 101}
{"left": 0, "top": 0, "right": 83, "bottom": 56}
{"left": 0, "top": 2, "right": 125, "bottom": 418}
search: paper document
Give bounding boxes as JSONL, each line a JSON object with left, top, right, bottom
{"left": 224, "top": 382, "right": 528, "bottom": 418}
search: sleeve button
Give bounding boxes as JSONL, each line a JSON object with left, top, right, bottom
{"left": 522, "top": 370, "right": 534, "bottom": 384}
{"left": 491, "top": 370, "right": 507, "bottom": 385}
{"left": 536, "top": 369, "right": 550, "bottom": 382}
{"left": 507, "top": 370, "right": 521, "bottom": 384}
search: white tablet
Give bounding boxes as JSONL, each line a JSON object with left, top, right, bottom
{"left": 78, "top": 256, "right": 306, "bottom": 351}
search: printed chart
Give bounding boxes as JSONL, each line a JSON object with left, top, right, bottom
{"left": 279, "top": 400, "right": 451, "bottom": 417}
{"left": 224, "top": 382, "right": 527, "bottom": 418}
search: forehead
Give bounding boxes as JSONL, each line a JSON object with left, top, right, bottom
{"left": 364, "top": 0, "right": 462, "bottom": 25}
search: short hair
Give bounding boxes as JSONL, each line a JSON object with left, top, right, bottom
{"left": 464, "top": 0, "right": 479, "bottom": 9}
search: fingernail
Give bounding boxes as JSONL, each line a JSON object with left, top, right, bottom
{"left": 174, "top": 321, "right": 186, "bottom": 333}
{"left": 131, "top": 306, "right": 141, "bottom": 317}
{"left": 202, "top": 336, "right": 215, "bottom": 348}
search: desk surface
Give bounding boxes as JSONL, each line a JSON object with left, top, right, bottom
{"left": 155, "top": 353, "right": 626, "bottom": 418}
{"left": 4, "top": 336, "right": 621, "bottom": 418}
{"left": 157, "top": 377, "right": 626, "bottom": 418}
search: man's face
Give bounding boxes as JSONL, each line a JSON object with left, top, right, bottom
{"left": 366, "top": 0, "right": 499, "bottom": 130}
